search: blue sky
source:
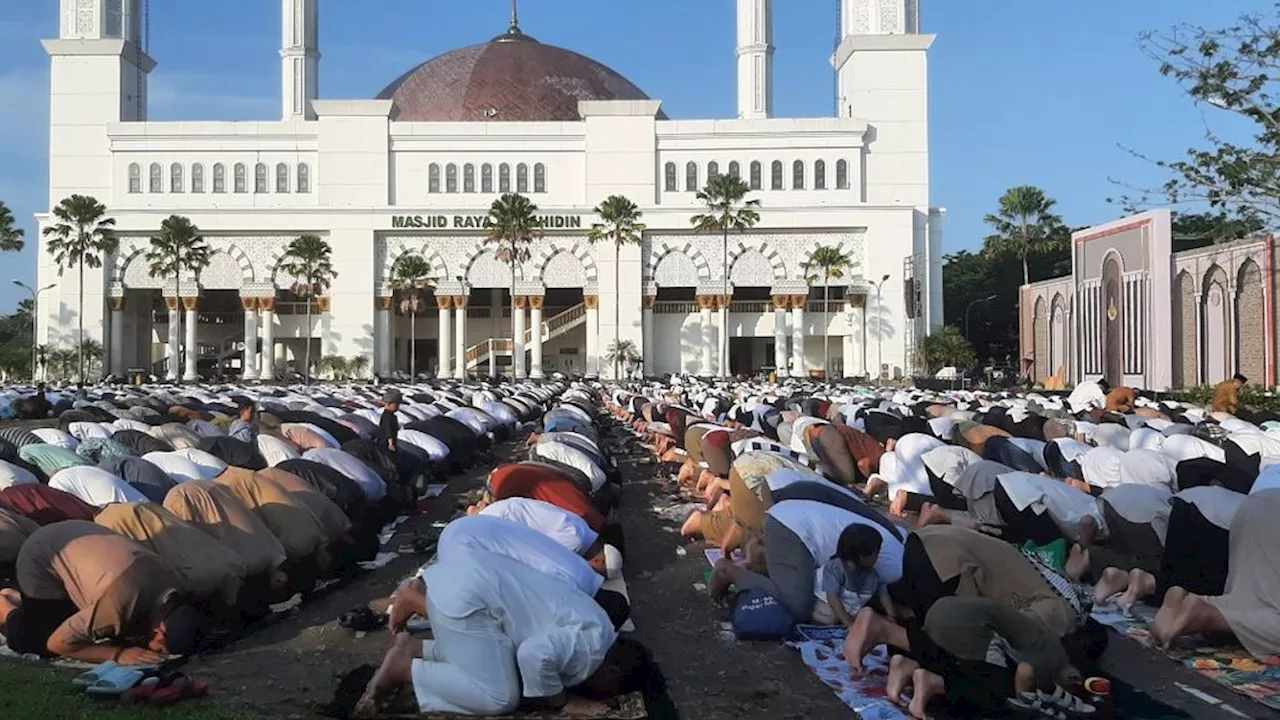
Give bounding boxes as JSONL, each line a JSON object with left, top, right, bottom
{"left": 0, "top": 0, "right": 1268, "bottom": 312}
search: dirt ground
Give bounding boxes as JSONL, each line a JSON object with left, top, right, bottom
{"left": 179, "top": 418, "right": 1280, "bottom": 720}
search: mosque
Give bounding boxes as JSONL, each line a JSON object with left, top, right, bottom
{"left": 36, "top": 0, "right": 943, "bottom": 381}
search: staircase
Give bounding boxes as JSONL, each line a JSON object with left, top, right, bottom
{"left": 465, "top": 303, "right": 587, "bottom": 371}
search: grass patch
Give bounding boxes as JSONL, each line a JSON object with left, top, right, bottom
{"left": 0, "top": 662, "right": 265, "bottom": 720}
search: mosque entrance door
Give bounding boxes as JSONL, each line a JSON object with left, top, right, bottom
{"left": 1102, "top": 258, "right": 1123, "bottom": 387}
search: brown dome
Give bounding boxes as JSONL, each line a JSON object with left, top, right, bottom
{"left": 376, "top": 29, "right": 664, "bottom": 122}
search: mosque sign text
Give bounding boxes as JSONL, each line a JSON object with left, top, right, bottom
{"left": 390, "top": 215, "right": 584, "bottom": 230}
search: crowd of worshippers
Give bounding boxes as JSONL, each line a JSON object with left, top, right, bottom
{"left": 357, "top": 385, "right": 669, "bottom": 718}
{"left": 609, "top": 372, "right": 1280, "bottom": 719}
{"left": 0, "top": 381, "right": 559, "bottom": 667}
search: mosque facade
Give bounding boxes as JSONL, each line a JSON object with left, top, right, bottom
{"left": 1019, "top": 210, "right": 1277, "bottom": 391}
{"left": 36, "top": 0, "right": 943, "bottom": 381}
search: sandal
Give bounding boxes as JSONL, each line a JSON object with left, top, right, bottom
{"left": 149, "top": 672, "right": 209, "bottom": 707}
{"left": 339, "top": 606, "right": 389, "bottom": 632}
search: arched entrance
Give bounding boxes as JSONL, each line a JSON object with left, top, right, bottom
{"left": 1101, "top": 257, "right": 1123, "bottom": 387}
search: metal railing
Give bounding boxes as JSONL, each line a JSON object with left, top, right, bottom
{"left": 468, "top": 303, "right": 588, "bottom": 366}
{"left": 653, "top": 301, "right": 697, "bottom": 314}
{"left": 729, "top": 301, "right": 770, "bottom": 313}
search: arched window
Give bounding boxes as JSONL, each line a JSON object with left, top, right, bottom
{"left": 428, "top": 164, "right": 441, "bottom": 193}
{"left": 445, "top": 163, "right": 458, "bottom": 193}
{"left": 516, "top": 163, "right": 529, "bottom": 193}
{"left": 499, "top": 164, "right": 511, "bottom": 192}
{"left": 749, "top": 161, "right": 762, "bottom": 191}
{"left": 481, "top": 164, "right": 494, "bottom": 193}
{"left": 463, "top": 164, "right": 476, "bottom": 193}
{"left": 170, "top": 163, "right": 184, "bottom": 193}
{"left": 534, "top": 163, "right": 546, "bottom": 193}
{"left": 276, "top": 163, "right": 290, "bottom": 193}
{"left": 708, "top": 161, "right": 720, "bottom": 180}
{"left": 254, "top": 163, "right": 268, "bottom": 193}
{"left": 836, "top": 159, "right": 850, "bottom": 190}
{"left": 213, "top": 164, "right": 226, "bottom": 193}
{"left": 234, "top": 163, "right": 247, "bottom": 193}
{"left": 664, "top": 162, "right": 677, "bottom": 192}
{"left": 685, "top": 162, "right": 699, "bottom": 192}
{"left": 149, "top": 163, "right": 163, "bottom": 193}
{"left": 296, "top": 163, "right": 310, "bottom": 193}
{"left": 728, "top": 161, "right": 741, "bottom": 179}
{"left": 191, "top": 164, "right": 204, "bottom": 193}
{"left": 770, "top": 160, "right": 783, "bottom": 190}
{"left": 792, "top": 160, "right": 805, "bottom": 190}
{"left": 814, "top": 160, "right": 826, "bottom": 190}
{"left": 127, "top": 163, "right": 141, "bottom": 193}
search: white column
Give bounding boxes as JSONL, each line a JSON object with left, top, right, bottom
{"left": 736, "top": 0, "right": 774, "bottom": 120}
{"left": 1195, "top": 292, "right": 1204, "bottom": 385}
{"left": 437, "top": 299, "right": 452, "bottom": 380}
{"left": 109, "top": 297, "right": 125, "bottom": 377}
{"left": 773, "top": 297, "right": 789, "bottom": 377}
{"left": 530, "top": 296, "right": 545, "bottom": 379}
{"left": 281, "top": 0, "right": 319, "bottom": 121}
{"left": 260, "top": 299, "right": 276, "bottom": 380}
{"left": 791, "top": 297, "right": 806, "bottom": 378}
{"left": 513, "top": 296, "right": 527, "bottom": 379}
{"left": 843, "top": 299, "right": 856, "bottom": 378}
{"left": 242, "top": 297, "right": 259, "bottom": 381}
{"left": 1226, "top": 283, "right": 1237, "bottom": 377}
{"left": 718, "top": 297, "right": 730, "bottom": 376}
{"left": 699, "top": 297, "right": 714, "bottom": 376}
{"left": 454, "top": 296, "right": 467, "bottom": 379}
{"left": 182, "top": 298, "right": 198, "bottom": 382}
{"left": 375, "top": 297, "right": 392, "bottom": 376}
{"left": 166, "top": 296, "right": 180, "bottom": 381}
{"left": 642, "top": 296, "right": 655, "bottom": 377}
{"left": 586, "top": 296, "right": 600, "bottom": 377}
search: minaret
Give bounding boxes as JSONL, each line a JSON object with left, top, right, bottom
{"left": 736, "top": 0, "right": 774, "bottom": 120}
{"left": 282, "top": 0, "right": 320, "bottom": 121}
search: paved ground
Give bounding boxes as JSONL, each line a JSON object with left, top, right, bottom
{"left": 175, "top": 415, "right": 1280, "bottom": 719}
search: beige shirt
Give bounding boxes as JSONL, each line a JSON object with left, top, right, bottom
{"left": 96, "top": 502, "right": 246, "bottom": 605}
{"left": 164, "top": 481, "right": 287, "bottom": 576}
{"left": 214, "top": 467, "right": 326, "bottom": 560}
{"left": 16, "top": 520, "right": 179, "bottom": 647}
{"left": 255, "top": 467, "right": 351, "bottom": 542}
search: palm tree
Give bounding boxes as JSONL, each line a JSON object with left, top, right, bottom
{"left": 802, "top": 245, "right": 856, "bottom": 379}
{"left": 485, "top": 193, "right": 542, "bottom": 373}
{"left": 77, "top": 338, "right": 105, "bottom": 379}
{"left": 982, "top": 186, "right": 1067, "bottom": 287}
{"left": 347, "top": 354, "right": 370, "bottom": 380}
{"left": 49, "top": 347, "right": 75, "bottom": 381}
{"left": 0, "top": 201, "right": 25, "bottom": 252}
{"left": 15, "top": 299, "right": 33, "bottom": 324}
{"left": 43, "top": 195, "right": 117, "bottom": 382}
{"left": 145, "top": 215, "right": 211, "bottom": 381}
{"left": 279, "top": 234, "right": 337, "bottom": 384}
{"left": 588, "top": 195, "right": 646, "bottom": 380}
{"left": 319, "top": 355, "right": 349, "bottom": 381}
{"left": 390, "top": 254, "right": 436, "bottom": 379}
{"left": 691, "top": 174, "right": 760, "bottom": 377}
{"left": 917, "top": 326, "right": 976, "bottom": 374}
{"left": 34, "top": 344, "right": 50, "bottom": 381}
{"left": 604, "top": 339, "right": 641, "bottom": 380}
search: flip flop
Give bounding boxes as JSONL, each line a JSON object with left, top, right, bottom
{"left": 73, "top": 661, "right": 119, "bottom": 688}
{"left": 338, "top": 606, "right": 388, "bottom": 632}
{"left": 85, "top": 665, "right": 146, "bottom": 696}
{"left": 149, "top": 673, "right": 209, "bottom": 707}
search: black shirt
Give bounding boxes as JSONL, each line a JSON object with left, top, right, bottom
{"left": 378, "top": 409, "right": 400, "bottom": 450}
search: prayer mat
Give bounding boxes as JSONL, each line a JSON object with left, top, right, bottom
{"left": 376, "top": 693, "right": 646, "bottom": 720}
{"left": 601, "top": 574, "right": 636, "bottom": 633}
{"left": 787, "top": 624, "right": 907, "bottom": 720}
{"left": 1093, "top": 603, "right": 1280, "bottom": 710}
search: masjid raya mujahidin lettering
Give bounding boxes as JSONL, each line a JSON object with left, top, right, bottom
{"left": 390, "top": 214, "right": 584, "bottom": 230}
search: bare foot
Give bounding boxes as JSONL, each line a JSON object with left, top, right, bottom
{"left": 887, "top": 655, "right": 919, "bottom": 705}
{"left": 1092, "top": 567, "right": 1130, "bottom": 605}
{"left": 1151, "top": 586, "right": 1188, "bottom": 648}
{"left": 864, "top": 475, "right": 887, "bottom": 499}
{"left": 1065, "top": 544, "right": 1088, "bottom": 582}
{"left": 916, "top": 502, "right": 951, "bottom": 527}
{"left": 1119, "top": 569, "right": 1156, "bottom": 610}
{"left": 908, "top": 668, "right": 944, "bottom": 719}
{"left": 358, "top": 633, "right": 415, "bottom": 717}
{"left": 677, "top": 461, "right": 697, "bottom": 486}
{"left": 844, "top": 608, "right": 879, "bottom": 675}
{"left": 561, "top": 696, "right": 613, "bottom": 716}
{"left": 889, "top": 491, "right": 910, "bottom": 517}
{"left": 680, "top": 510, "right": 705, "bottom": 539}
{"left": 1066, "top": 477, "right": 1094, "bottom": 494}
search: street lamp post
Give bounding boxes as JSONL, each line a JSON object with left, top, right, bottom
{"left": 13, "top": 280, "right": 57, "bottom": 382}
{"left": 965, "top": 294, "right": 997, "bottom": 343}
{"left": 872, "top": 274, "right": 890, "bottom": 381}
